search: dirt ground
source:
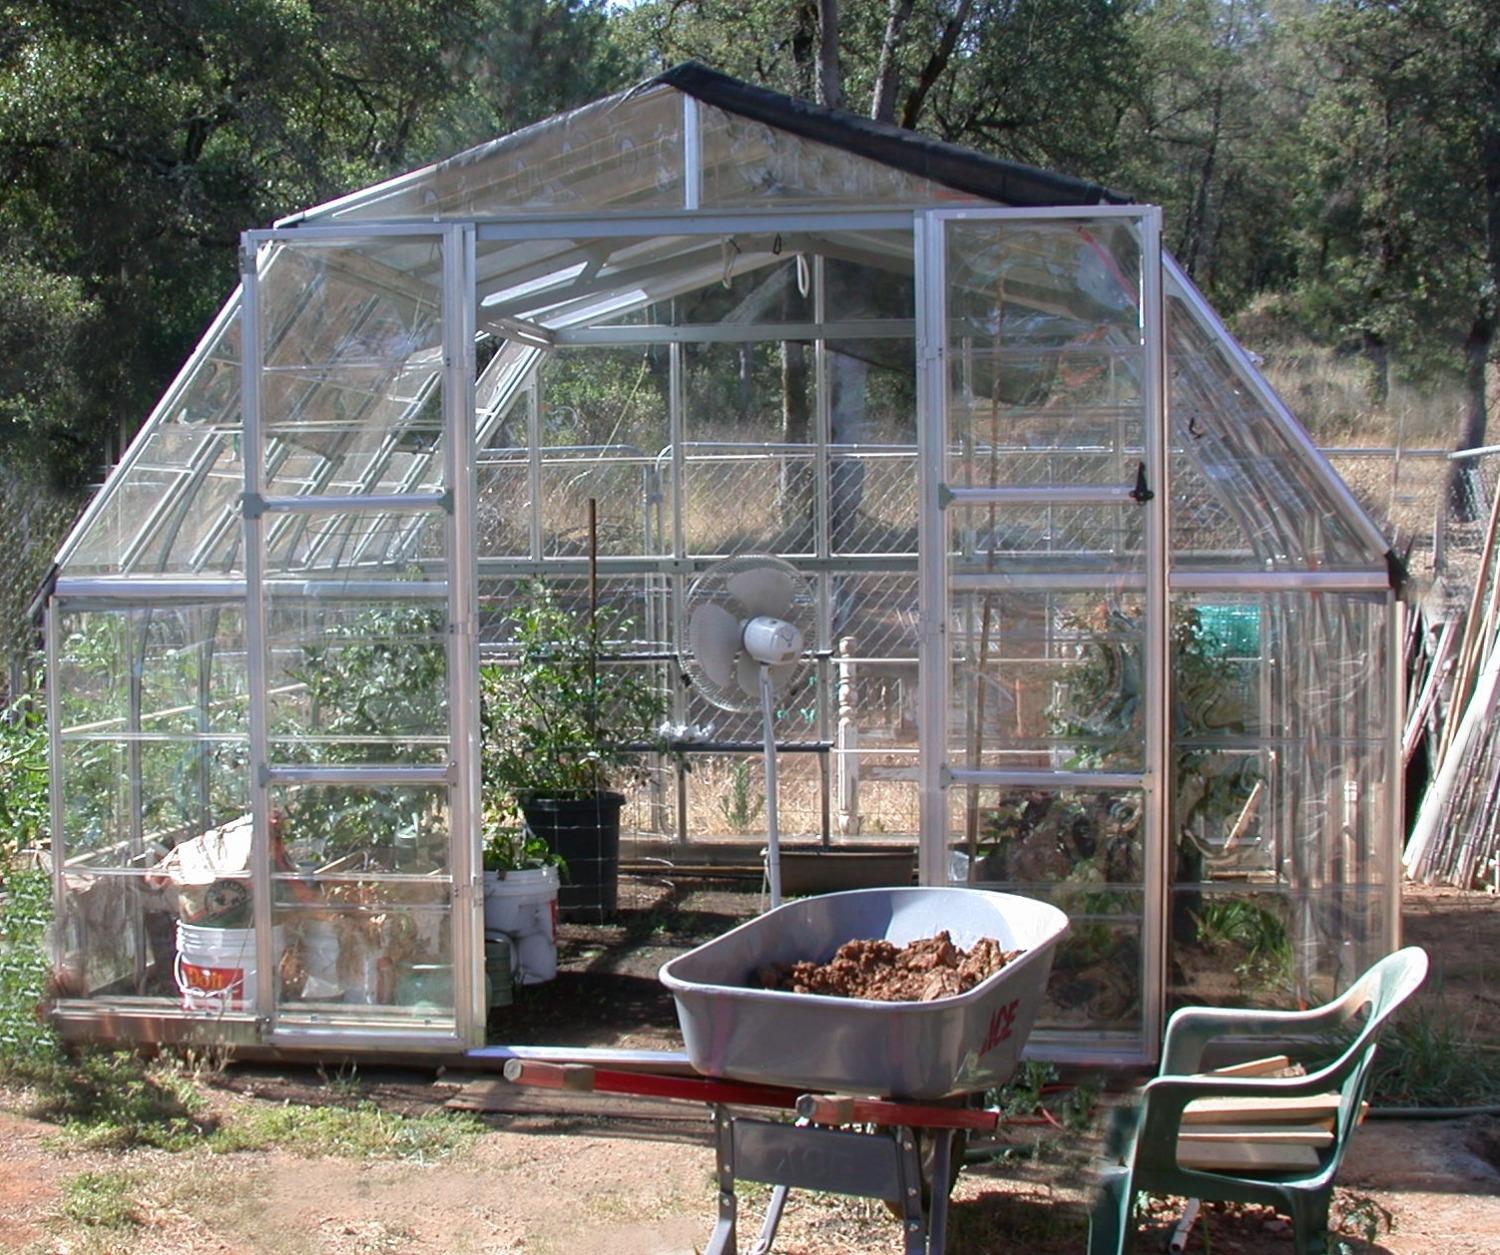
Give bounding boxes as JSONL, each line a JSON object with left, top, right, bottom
{"left": 1, "top": 881, "right": 1497, "bottom": 1255}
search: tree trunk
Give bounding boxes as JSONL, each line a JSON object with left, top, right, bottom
{"left": 1361, "top": 327, "right": 1389, "bottom": 408}
{"left": 900, "top": 0, "right": 975, "bottom": 131}
{"left": 781, "top": 339, "right": 812, "bottom": 533}
{"left": 816, "top": 0, "right": 843, "bottom": 109}
{"left": 870, "top": 0, "right": 916, "bottom": 123}
{"left": 1449, "top": 311, "right": 1496, "bottom": 521}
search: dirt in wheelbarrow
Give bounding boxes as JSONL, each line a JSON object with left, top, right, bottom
{"left": 759, "top": 931, "right": 1022, "bottom": 1001}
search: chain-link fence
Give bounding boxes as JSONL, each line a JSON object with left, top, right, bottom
{"left": 1322, "top": 445, "right": 1500, "bottom": 614}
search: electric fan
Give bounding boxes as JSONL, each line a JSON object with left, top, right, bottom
{"left": 681, "top": 555, "right": 814, "bottom": 907}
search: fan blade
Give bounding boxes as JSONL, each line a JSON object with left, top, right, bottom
{"left": 726, "top": 565, "right": 795, "bottom": 620}
{"left": 688, "top": 602, "right": 744, "bottom": 692}
{"left": 735, "top": 650, "right": 763, "bottom": 700}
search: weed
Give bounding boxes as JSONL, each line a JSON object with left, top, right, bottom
{"left": 716, "top": 760, "right": 764, "bottom": 834}
{"left": 209, "top": 1099, "right": 480, "bottom": 1161}
{"left": 317, "top": 1061, "right": 363, "bottom": 1099}
{"left": 0, "top": 864, "right": 58, "bottom": 1063}
{"left": 60, "top": 1169, "right": 142, "bottom": 1231}
{"left": 989, "top": 1060, "right": 1057, "bottom": 1117}
{"left": 3, "top": 1050, "right": 209, "bottom": 1151}
{"left": 1366, "top": 993, "right": 1500, "bottom": 1107}
{"left": 1335, "top": 1192, "right": 1396, "bottom": 1244}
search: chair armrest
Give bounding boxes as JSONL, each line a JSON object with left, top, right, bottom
{"left": 1160, "top": 1002, "right": 1357, "bottom": 1075}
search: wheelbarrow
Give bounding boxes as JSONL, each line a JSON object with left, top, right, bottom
{"left": 504, "top": 887, "right": 1069, "bottom": 1253}
{"left": 659, "top": 886, "right": 1068, "bottom": 1253}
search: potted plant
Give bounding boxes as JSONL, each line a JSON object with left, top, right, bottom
{"left": 480, "top": 797, "right": 562, "bottom": 986}
{"left": 479, "top": 583, "right": 666, "bottom": 920}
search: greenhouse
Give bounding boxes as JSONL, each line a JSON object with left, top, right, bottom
{"left": 39, "top": 63, "right": 1399, "bottom": 1066}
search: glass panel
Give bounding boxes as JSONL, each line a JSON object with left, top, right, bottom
{"left": 319, "top": 84, "right": 685, "bottom": 220}
{"left": 271, "top": 784, "right": 450, "bottom": 875}
{"left": 1044, "top": 917, "right": 1144, "bottom": 1033}
{"left": 264, "top": 598, "right": 448, "bottom": 766}
{"left": 945, "top": 219, "right": 1144, "bottom": 487}
{"left": 949, "top": 586, "right": 1146, "bottom": 773}
{"left": 1168, "top": 888, "right": 1295, "bottom": 1012}
{"left": 827, "top": 334, "right": 918, "bottom": 558}
{"left": 476, "top": 449, "right": 532, "bottom": 558}
{"left": 56, "top": 605, "right": 251, "bottom": 870}
{"left": 263, "top": 507, "right": 448, "bottom": 577}
{"left": 62, "top": 302, "right": 242, "bottom": 577}
{"left": 953, "top": 787, "right": 1145, "bottom": 887}
{"left": 940, "top": 213, "right": 1157, "bottom": 1051}
{"left": 1166, "top": 282, "right": 1379, "bottom": 568}
{"left": 1167, "top": 591, "right": 1395, "bottom": 1011}
{"left": 54, "top": 871, "right": 173, "bottom": 1002}
{"left": 949, "top": 503, "right": 1143, "bottom": 576}
{"left": 255, "top": 238, "right": 446, "bottom": 500}
{"left": 698, "top": 103, "right": 985, "bottom": 208}
{"left": 272, "top": 877, "right": 453, "bottom": 1022}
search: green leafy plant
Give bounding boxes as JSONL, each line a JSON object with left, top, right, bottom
{"left": 279, "top": 602, "right": 449, "bottom": 868}
{"left": 60, "top": 1169, "right": 143, "bottom": 1231}
{"left": 0, "top": 685, "right": 49, "bottom": 866}
{"left": 0, "top": 865, "right": 57, "bottom": 1062}
{"left": 480, "top": 798, "right": 563, "bottom": 873}
{"left": 716, "top": 759, "right": 764, "bottom": 833}
{"left": 479, "top": 583, "right": 666, "bottom": 804}
{"left": 207, "top": 1099, "right": 479, "bottom": 1161}
{"left": 1191, "top": 897, "right": 1293, "bottom": 992}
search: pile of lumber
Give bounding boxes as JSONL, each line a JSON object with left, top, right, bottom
{"left": 1405, "top": 478, "right": 1500, "bottom": 887}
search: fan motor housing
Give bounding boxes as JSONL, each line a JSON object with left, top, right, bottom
{"left": 742, "top": 616, "right": 803, "bottom": 666}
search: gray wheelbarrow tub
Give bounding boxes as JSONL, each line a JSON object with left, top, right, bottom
{"left": 659, "top": 886, "right": 1068, "bottom": 1100}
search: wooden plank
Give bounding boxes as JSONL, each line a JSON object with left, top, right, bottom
{"left": 1177, "top": 1140, "right": 1321, "bottom": 1173}
{"left": 1179, "top": 1093, "right": 1339, "bottom": 1125}
{"left": 1179, "top": 1124, "right": 1334, "bottom": 1147}
{"left": 1206, "top": 1055, "right": 1292, "bottom": 1078}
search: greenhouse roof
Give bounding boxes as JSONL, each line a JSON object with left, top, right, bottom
{"left": 52, "top": 63, "right": 1392, "bottom": 585}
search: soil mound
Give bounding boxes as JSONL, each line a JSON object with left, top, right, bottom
{"left": 759, "top": 931, "right": 1021, "bottom": 1002}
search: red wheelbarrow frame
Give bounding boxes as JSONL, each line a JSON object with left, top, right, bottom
{"left": 503, "top": 1058, "right": 1004, "bottom": 1254}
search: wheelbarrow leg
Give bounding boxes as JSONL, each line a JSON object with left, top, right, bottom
{"left": 705, "top": 1106, "right": 738, "bottom": 1255}
{"left": 895, "top": 1126, "right": 929, "bottom": 1255}
{"left": 748, "top": 1184, "right": 791, "bottom": 1255}
{"left": 924, "top": 1129, "right": 955, "bottom": 1254}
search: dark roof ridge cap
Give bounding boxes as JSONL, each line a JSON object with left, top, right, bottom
{"left": 654, "top": 60, "right": 1132, "bottom": 209}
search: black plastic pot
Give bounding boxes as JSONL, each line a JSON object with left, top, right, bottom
{"left": 518, "top": 791, "right": 624, "bottom": 922}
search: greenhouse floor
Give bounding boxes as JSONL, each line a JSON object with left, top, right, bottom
{"left": 485, "top": 873, "right": 761, "bottom": 1053}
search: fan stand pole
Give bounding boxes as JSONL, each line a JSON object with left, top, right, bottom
{"left": 759, "top": 662, "right": 783, "bottom": 909}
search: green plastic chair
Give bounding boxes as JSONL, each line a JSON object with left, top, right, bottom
{"left": 1088, "top": 946, "right": 1428, "bottom": 1255}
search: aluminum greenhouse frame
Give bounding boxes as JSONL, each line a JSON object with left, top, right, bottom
{"left": 41, "top": 64, "right": 1401, "bottom": 1066}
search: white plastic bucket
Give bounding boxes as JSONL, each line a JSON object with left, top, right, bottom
{"left": 483, "top": 867, "right": 559, "bottom": 984}
{"left": 175, "top": 921, "right": 283, "bottom": 1013}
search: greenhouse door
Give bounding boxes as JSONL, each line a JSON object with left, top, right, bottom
{"left": 239, "top": 225, "right": 482, "bottom": 1050}
{"left": 916, "top": 208, "right": 1168, "bottom": 1064}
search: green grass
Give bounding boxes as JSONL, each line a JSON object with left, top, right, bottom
{"left": 1367, "top": 994, "right": 1500, "bottom": 1108}
{"left": 208, "top": 1099, "right": 480, "bottom": 1162}
{"left": 60, "top": 1169, "right": 142, "bottom": 1231}
{"left": 1, "top": 1050, "right": 210, "bottom": 1151}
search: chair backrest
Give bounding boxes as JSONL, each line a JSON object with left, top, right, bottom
{"left": 1312, "top": 946, "right": 1428, "bottom": 1088}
